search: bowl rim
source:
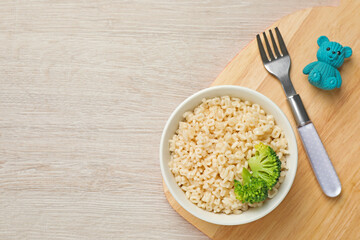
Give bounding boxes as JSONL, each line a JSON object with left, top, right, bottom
{"left": 160, "top": 85, "right": 298, "bottom": 225}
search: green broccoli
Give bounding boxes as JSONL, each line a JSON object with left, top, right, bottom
{"left": 248, "top": 142, "right": 281, "bottom": 190}
{"left": 234, "top": 168, "right": 268, "bottom": 204}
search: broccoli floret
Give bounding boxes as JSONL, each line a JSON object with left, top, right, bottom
{"left": 248, "top": 142, "right": 281, "bottom": 190}
{"left": 234, "top": 168, "right": 268, "bottom": 204}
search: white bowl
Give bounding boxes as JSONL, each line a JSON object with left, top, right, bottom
{"left": 160, "top": 85, "right": 298, "bottom": 225}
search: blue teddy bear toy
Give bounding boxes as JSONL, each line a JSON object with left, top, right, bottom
{"left": 303, "top": 36, "right": 352, "bottom": 90}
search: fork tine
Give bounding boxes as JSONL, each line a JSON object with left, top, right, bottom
{"left": 275, "top": 27, "right": 288, "bottom": 56}
{"left": 256, "top": 34, "right": 268, "bottom": 63}
{"left": 263, "top": 32, "right": 275, "bottom": 60}
{"left": 269, "top": 29, "right": 280, "bottom": 58}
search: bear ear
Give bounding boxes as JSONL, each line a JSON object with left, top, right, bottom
{"left": 317, "top": 36, "right": 329, "bottom": 46}
{"left": 343, "top": 46, "right": 352, "bottom": 58}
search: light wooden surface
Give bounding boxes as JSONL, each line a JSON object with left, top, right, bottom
{"left": 164, "top": 0, "right": 360, "bottom": 239}
{"left": 0, "top": 0, "right": 341, "bottom": 239}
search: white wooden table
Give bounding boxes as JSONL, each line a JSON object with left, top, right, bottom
{"left": 0, "top": 1, "right": 337, "bottom": 239}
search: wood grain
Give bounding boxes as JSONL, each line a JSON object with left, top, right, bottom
{"left": 0, "top": 0, "right": 339, "bottom": 239}
{"left": 164, "top": 0, "right": 360, "bottom": 239}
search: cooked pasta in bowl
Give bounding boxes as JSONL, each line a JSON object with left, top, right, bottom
{"left": 160, "top": 85, "right": 297, "bottom": 225}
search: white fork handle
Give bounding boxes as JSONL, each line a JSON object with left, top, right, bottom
{"left": 298, "top": 123, "right": 341, "bottom": 197}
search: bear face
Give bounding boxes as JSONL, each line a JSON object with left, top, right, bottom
{"left": 316, "top": 36, "right": 352, "bottom": 68}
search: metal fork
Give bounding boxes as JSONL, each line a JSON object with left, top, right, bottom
{"left": 256, "top": 27, "right": 341, "bottom": 197}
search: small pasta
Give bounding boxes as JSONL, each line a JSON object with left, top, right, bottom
{"left": 169, "top": 96, "right": 289, "bottom": 214}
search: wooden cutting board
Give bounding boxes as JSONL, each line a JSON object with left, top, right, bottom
{"left": 164, "top": 0, "right": 360, "bottom": 240}
{"left": 163, "top": 0, "right": 360, "bottom": 239}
